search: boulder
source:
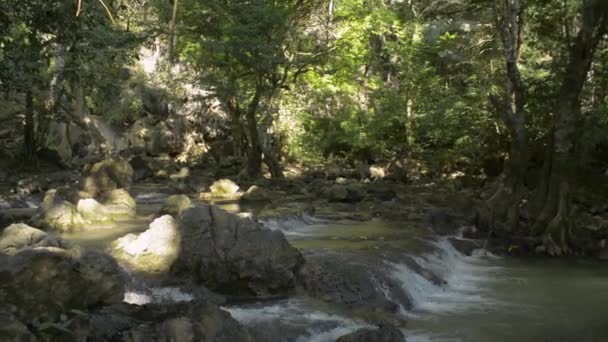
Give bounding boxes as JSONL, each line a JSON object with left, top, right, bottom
{"left": 77, "top": 198, "right": 112, "bottom": 223}
{"left": 336, "top": 324, "right": 405, "bottom": 342}
{"left": 326, "top": 184, "right": 366, "bottom": 203}
{"left": 297, "top": 253, "right": 408, "bottom": 315}
{"left": 369, "top": 165, "right": 386, "bottom": 180}
{"left": 173, "top": 205, "right": 304, "bottom": 296}
{"left": 130, "top": 155, "right": 154, "bottom": 181}
{"left": 448, "top": 237, "right": 483, "bottom": 256}
{"left": 241, "top": 185, "right": 272, "bottom": 202}
{"left": 82, "top": 158, "right": 134, "bottom": 197}
{"left": 170, "top": 167, "right": 190, "bottom": 181}
{"left": 32, "top": 189, "right": 86, "bottom": 232}
{"left": 100, "top": 188, "right": 136, "bottom": 218}
{"left": 0, "top": 223, "right": 71, "bottom": 255}
{"left": 158, "top": 194, "right": 192, "bottom": 217}
{"left": 111, "top": 215, "right": 181, "bottom": 275}
{"left": 209, "top": 179, "right": 240, "bottom": 195}
{"left": 68, "top": 301, "right": 253, "bottom": 342}
{"left": 0, "top": 241, "right": 125, "bottom": 323}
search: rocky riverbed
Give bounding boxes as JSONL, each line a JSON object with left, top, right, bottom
{"left": 2, "top": 158, "right": 608, "bottom": 341}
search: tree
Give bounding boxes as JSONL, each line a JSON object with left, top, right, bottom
{"left": 175, "top": 0, "right": 324, "bottom": 178}
{"left": 532, "top": 0, "right": 608, "bottom": 255}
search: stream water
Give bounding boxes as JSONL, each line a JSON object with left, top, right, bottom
{"left": 57, "top": 195, "right": 608, "bottom": 342}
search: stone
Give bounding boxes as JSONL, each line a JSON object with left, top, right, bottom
{"left": 130, "top": 155, "right": 154, "bottom": 181}
{"left": 297, "top": 253, "right": 408, "bottom": 315}
{"left": 209, "top": 179, "right": 240, "bottom": 195}
{"left": 68, "top": 301, "right": 253, "bottom": 342}
{"left": 0, "top": 247, "right": 125, "bottom": 323}
{"left": 112, "top": 215, "right": 181, "bottom": 275}
{"left": 82, "top": 158, "right": 134, "bottom": 197}
{"left": 448, "top": 237, "right": 482, "bottom": 256}
{"left": 0, "top": 223, "right": 71, "bottom": 255}
{"left": 170, "top": 167, "right": 190, "bottom": 180}
{"left": 326, "top": 183, "right": 367, "bottom": 203}
{"left": 336, "top": 324, "right": 405, "bottom": 342}
{"left": 32, "top": 189, "right": 86, "bottom": 232}
{"left": 100, "top": 188, "right": 136, "bottom": 218}
{"left": 369, "top": 165, "right": 386, "bottom": 180}
{"left": 173, "top": 205, "right": 303, "bottom": 296}
{"left": 241, "top": 185, "right": 272, "bottom": 202}
{"left": 77, "top": 198, "right": 112, "bottom": 222}
{"left": 159, "top": 194, "right": 192, "bottom": 217}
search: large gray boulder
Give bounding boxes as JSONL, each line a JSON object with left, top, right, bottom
{"left": 173, "top": 204, "right": 304, "bottom": 297}
{"left": 297, "top": 253, "right": 410, "bottom": 316}
{"left": 0, "top": 227, "right": 125, "bottom": 323}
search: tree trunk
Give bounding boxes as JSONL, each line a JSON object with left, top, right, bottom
{"left": 37, "top": 43, "right": 66, "bottom": 148}
{"left": 229, "top": 109, "right": 244, "bottom": 158}
{"left": 24, "top": 91, "right": 36, "bottom": 161}
{"left": 246, "top": 86, "right": 263, "bottom": 178}
{"left": 477, "top": 0, "right": 528, "bottom": 234}
{"left": 532, "top": 0, "right": 608, "bottom": 255}
{"left": 168, "top": 0, "right": 179, "bottom": 65}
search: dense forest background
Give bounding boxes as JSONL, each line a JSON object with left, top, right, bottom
{"left": 1, "top": 0, "right": 608, "bottom": 255}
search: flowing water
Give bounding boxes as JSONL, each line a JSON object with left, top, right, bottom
{"left": 231, "top": 218, "right": 608, "bottom": 341}
{"left": 56, "top": 194, "right": 608, "bottom": 341}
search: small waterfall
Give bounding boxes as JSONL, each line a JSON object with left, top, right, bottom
{"left": 389, "top": 238, "right": 503, "bottom": 314}
{"left": 124, "top": 286, "right": 194, "bottom": 305}
{"left": 225, "top": 300, "right": 372, "bottom": 342}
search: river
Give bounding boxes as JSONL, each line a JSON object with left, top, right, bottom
{"left": 61, "top": 195, "right": 608, "bottom": 341}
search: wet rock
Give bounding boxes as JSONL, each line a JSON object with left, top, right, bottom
{"left": 173, "top": 204, "right": 304, "bottom": 297}
{"left": 130, "top": 155, "right": 154, "bottom": 181}
{"left": 210, "top": 179, "right": 240, "bottom": 195}
{"left": 69, "top": 301, "right": 253, "bottom": 342}
{"left": 336, "top": 324, "right": 405, "bottom": 342}
{"left": 170, "top": 167, "right": 190, "bottom": 180}
{"left": 297, "top": 253, "right": 408, "bottom": 314}
{"left": 241, "top": 185, "right": 272, "bottom": 202}
{"left": 325, "top": 183, "right": 367, "bottom": 203}
{"left": 158, "top": 194, "right": 192, "bottom": 217}
{"left": 77, "top": 198, "right": 113, "bottom": 223}
{"left": 448, "top": 237, "right": 483, "bottom": 256}
{"left": 32, "top": 189, "right": 86, "bottom": 232}
{"left": 112, "top": 215, "right": 181, "bottom": 275}
{"left": 82, "top": 158, "right": 134, "bottom": 197}
{"left": 100, "top": 188, "right": 136, "bottom": 218}
{"left": 0, "top": 244, "right": 125, "bottom": 323}
{"left": 428, "top": 208, "right": 460, "bottom": 235}
{"left": 0, "top": 223, "right": 71, "bottom": 255}
{"left": 366, "top": 183, "right": 397, "bottom": 201}
{"left": 326, "top": 184, "right": 349, "bottom": 201}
